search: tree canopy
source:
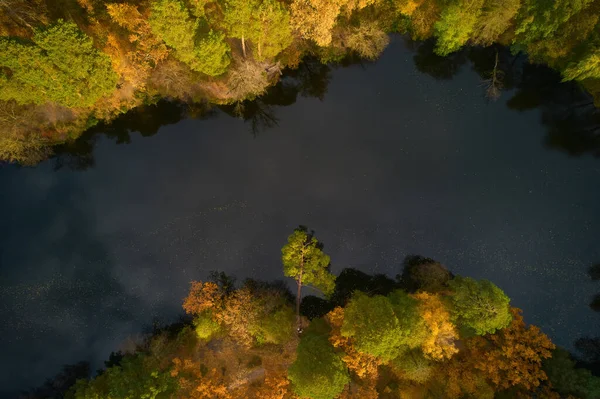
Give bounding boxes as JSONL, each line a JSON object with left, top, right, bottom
{"left": 341, "top": 292, "right": 404, "bottom": 360}
{"left": 0, "top": 20, "right": 117, "bottom": 107}
{"left": 282, "top": 227, "right": 335, "bottom": 330}
{"left": 149, "top": 0, "right": 230, "bottom": 76}
{"left": 448, "top": 276, "right": 512, "bottom": 335}
{"left": 288, "top": 331, "right": 350, "bottom": 399}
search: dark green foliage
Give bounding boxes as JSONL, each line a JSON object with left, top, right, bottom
{"left": 288, "top": 331, "right": 350, "bottom": 399}
{"left": 330, "top": 268, "right": 397, "bottom": 306}
{"left": 103, "top": 355, "right": 175, "bottom": 399}
{"left": 300, "top": 295, "right": 335, "bottom": 320}
{"left": 250, "top": 306, "right": 295, "bottom": 344}
{"left": 543, "top": 348, "right": 600, "bottom": 399}
{"left": 67, "top": 354, "right": 176, "bottom": 399}
{"left": 591, "top": 293, "right": 600, "bottom": 312}
{"left": 398, "top": 255, "right": 452, "bottom": 293}
{"left": 242, "top": 279, "right": 296, "bottom": 344}
{"left": 515, "top": 0, "right": 595, "bottom": 46}
{"left": 22, "top": 362, "right": 90, "bottom": 399}
{"left": 589, "top": 264, "right": 600, "bottom": 281}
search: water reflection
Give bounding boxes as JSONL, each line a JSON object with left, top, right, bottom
{"left": 409, "top": 38, "right": 468, "bottom": 80}
{"left": 53, "top": 101, "right": 216, "bottom": 170}
{"left": 50, "top": 39, "right": 600, "bottom": 170}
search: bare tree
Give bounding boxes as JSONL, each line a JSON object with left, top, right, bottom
{"left": 481, "top": 50, "right": 504, "bottom": 101}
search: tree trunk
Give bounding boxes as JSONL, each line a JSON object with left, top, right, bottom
{"left": 241, "top": 35, "right": 247, "bottom": 58}
{"left": 258, "top": 40, "right": 262, "bottom": 60}
{"left": 296, "top": 253, "right": 304, "bottom": 333}
{"left": 0, "top": 2, "right": 34, "bottom": 30}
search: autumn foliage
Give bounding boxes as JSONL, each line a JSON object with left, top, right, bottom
{"left": 64, "top": 235, "right": 593, "bottom": 399}
{"left": 2, "top": 0, "right": 600, "bottom": 164}
{"left": 467, "top": 308, "right": 555, "bottom": 390}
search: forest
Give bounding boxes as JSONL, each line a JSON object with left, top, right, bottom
{"left": 20, "top": 227, "right": 600, "bottom": 399}
{"left": 1, "top": 0, "right": 600, "bottom": 164}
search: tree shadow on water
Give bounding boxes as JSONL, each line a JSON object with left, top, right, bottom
{"left": 52, "top": 101, "right": 216, "bottom": 171}
{"left": 570, "top": 262, "right": 600, "bottom": 377}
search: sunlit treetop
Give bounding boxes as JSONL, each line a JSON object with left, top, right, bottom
{"left": 282, "top": 227, "right": 335, "bottom": 296}
{"left": 448, "top": 276, "right": 512, "bottom": 336}
{"left": 0, "top": 20, "right": 117, "bottom": 107}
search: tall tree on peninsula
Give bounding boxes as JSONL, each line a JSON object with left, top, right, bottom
{"left": 282, "top": 226, "right": 335, "bottom": 331}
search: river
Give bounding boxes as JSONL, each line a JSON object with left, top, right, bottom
{"left": 1, "top": 35, "right": 599, "bottom": 396}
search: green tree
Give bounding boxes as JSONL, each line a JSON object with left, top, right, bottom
{"left": 562, "top": 42, "right": 600, "bottom": 81}
{"left": 244, "top": 280, "right": 296, "bottom": 344}
{"left": 343, "top": 19, "right": 390, "bottom": 60}
{"left": 221, "top": 0, "right": 258, "bottom": 58}
{"left": 103, "top": 355, "right": 175, "bottom": 399}
{"left": 66, "top": 375, "right": 109, "bottom": 399}
{"left": 193, "top": 310, "right": 222, "bottom": 340}
{"left": 471, "top": 0, "right": 521, "bottom": 46}
{"left": 195, "top": 30, "right": 232, "bottom": 76}
{"left": 398, "top": 255, "right": 452, "bottom": 293}
{"left": 254, "top": 0, "right": 293, "bottom": 60}
{"left": 0, "top": 20, "right": 117, "bottom": 107}
{"left": 448, "top": 276, "right": 512, "bottom": 335}
{"left": 514, "top": 0, "right": 595, "bottom": 48}
{"left": 67, "top": 355, "right": 175, "bottom": 399}
{"left": 249, "top": 306, "right": 295, "bottom": 344}
{"left": 282, "top": 226, "right": 335, "bottom": 331}
{"left": 390, "top": 349, "right": 434, "bottom": 383}
{"left": 149, "top": 0, "right": 230, "bottom": 75}
{"left": 288, "top": 331, "right": 350, "bottom": 399}
{"left": 221, "top": 0, "right": 292, "bottom": 60}
{"left": 387, "top": 289, "right": 428, "bottom": 348}
{"left": 543, "top": 348, "right": 600, "bottom": 399}
{"left": 434, "top": 0, "right": 485, "bottom": 55}
{"left": 341, "top": 292, "right": 404, "bottom": 360}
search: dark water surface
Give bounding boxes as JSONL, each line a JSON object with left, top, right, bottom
{"left": 2, "top": 36, "right": 600, "bottom": 395}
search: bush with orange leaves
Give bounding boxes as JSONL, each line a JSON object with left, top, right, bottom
{"left": 256, "top": 375, "right": 297, "bottom": 399}
{"left": 467, "top": 308, "right": 555, "bottom": 391}
{"left": 183, "top": 281, "right": 224, "bottom": 315}
{"left": 183, "top": 281, "right": 295, "bottom": 347}
{"left": 171, "top": 357, "right": 232, "bottom": 399}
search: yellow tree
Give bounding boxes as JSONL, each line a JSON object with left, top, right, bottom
{"left": 106, "top": 3, "right": 169, "bottom": 86}
{"left": 413, "top": 292, "right": 459, "bottom": 360}
{"left": 289, "top": 0, "right": 376, "bottom": 46}
{"left": 290, "top": 0, "right": 346, "bottom": 46}
{"left": 409, "top": 0, "right": 441, "bottom": 40}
